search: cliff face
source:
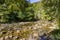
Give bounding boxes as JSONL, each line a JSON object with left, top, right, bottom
{"left": 0, "top": 20, "right": 56, "bottom": 40}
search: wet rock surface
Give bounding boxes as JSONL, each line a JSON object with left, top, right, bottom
{"left": 0, "top": 20, "right": 56, "bottom": 40}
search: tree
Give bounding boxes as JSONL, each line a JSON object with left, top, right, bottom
{"left": 32, "top": 2, "right": 44, "bottom": 20}
{"left": 41, "top": 0, "right": 60, "bottom": 28}
{"left": 41, "top": 0, "right": 60, "bottom": 39}
{"left": 0, "top": 0, "right": 35, "bottom": 23}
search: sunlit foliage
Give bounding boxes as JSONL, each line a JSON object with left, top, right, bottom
{"left": 0, "top": 0, "right": 35, "bottom": 23}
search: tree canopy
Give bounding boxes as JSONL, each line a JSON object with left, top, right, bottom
{"left": 0, "top": 0, "right": 35, "bottom": 23}
{"left": 41, "top": 0, "right": 60, "bottom": 28}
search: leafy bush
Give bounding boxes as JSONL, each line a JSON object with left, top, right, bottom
{"left": 50, "top": 29, "right": 60, "bottom": 40}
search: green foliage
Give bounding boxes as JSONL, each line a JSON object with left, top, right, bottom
{"left": 0, "top": 0, "right": 35, "bottom": 23}
{"left": 41, "top": 0, "right": 60, "bottom": 39}
{"left": 40, "top": 8, "right": 52, "bottom": 20}
{"left": 32, "top": 1, "right": 53, "bottom": 20}
{"left": 41, "top": 0, "right": 60, "bottom": 27}
{"left": 50, "top": 29, "right": 60, "bottom": 40}
{"left": 24, "top": 7, "right": 34, "bottom": 21}
{"left": 32, "top": 2, "right": 41, "bottom": 19}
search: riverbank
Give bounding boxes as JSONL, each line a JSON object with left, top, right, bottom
{"left": 0, "top": 20, "right": 56, "bottom": 40}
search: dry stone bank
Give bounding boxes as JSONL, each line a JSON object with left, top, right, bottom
{"left": 0, "top": 20, "right": 56, "bottom": 40}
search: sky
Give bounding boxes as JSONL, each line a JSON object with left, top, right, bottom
{"left": 30, "top": 0, "right": 40, "bottom": 3}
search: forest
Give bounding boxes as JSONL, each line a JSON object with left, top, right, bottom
{"left": 0, "top": 0, "right": 60, "bottom": 40}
